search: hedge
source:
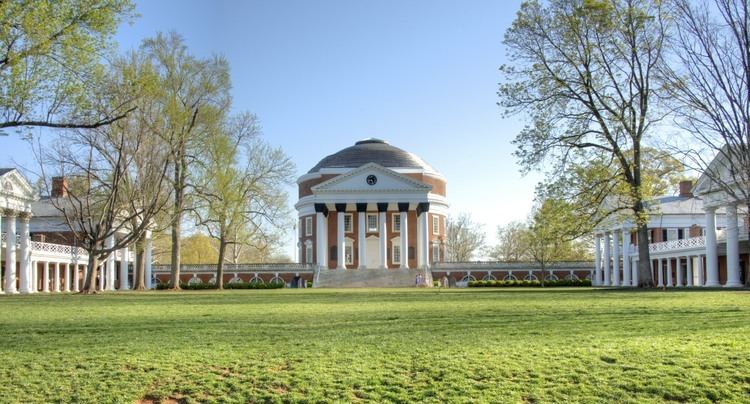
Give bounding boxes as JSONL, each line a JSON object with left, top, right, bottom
{"left": 467, "top": 279, "right": 591, "bottom": 288}
{"left": 154, "top": 281, "right": 285, "bottom": 290}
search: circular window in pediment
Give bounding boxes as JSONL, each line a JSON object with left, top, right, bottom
{"left": 3, "top": 180, "right": 13, "bottom": 191}
{"left": 366, "top": 175, "right": 377, "bottom": 186}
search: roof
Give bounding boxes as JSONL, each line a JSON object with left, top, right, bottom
{"left": 0, "top": 168, "right": 15, "bottom": 176}
{"left": 307, "top": 138, "right": 438, "bottom": 174}
{"left": 646, "top": 195, "right": 705, "bottom": 215}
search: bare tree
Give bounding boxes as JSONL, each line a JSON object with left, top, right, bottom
{"left": 491, "top": 221, "right": 532, "bottom": 261}
{"left": 663, "top": 0, "right": 750, "bottom": 284}
{"left": 445, "top": 213, "right": 486, "bottom": 262}
{"left": 499, "top": 0, "right": 672, "bottom": 287}
{"left": 34, "top": 51, "right": 172, "bottom": 294}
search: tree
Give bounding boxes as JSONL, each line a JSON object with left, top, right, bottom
{"left": 499, "top": 0, "right": 672, "bottom": 287}
{"left": 34, "top": 52, "right": 171, "bottom": 294}
{"left": 180, "top": 233, "right": 219, "bottom": 264}
{"left": 490, "top": 221, "right": 532, "bottom": 261}
{"left": 0, "top": 0, "right": 136, "bottom": 131}
{"left": 142, "top": 32, "right": 231, "bottom": 289}
{"left": 194, "top": 113, "right": 294, "bottom": 289}
{"left": 663, "top": 0, "right": 750, "bottom": 285}
{"left": 445, "top": 213, "right": 486, "bottom": 262}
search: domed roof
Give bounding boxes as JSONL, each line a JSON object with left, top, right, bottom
{"left": 308, "top": 138, "right": 437, "bottom": 174}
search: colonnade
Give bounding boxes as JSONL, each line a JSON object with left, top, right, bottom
{"left": 593, "top": 227, "right": 637, "bottom": 287}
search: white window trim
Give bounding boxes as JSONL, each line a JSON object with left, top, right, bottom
{"left": 392, "top": 236, "right": 401, "bottom": 264}
{"left": 344, "top": 213, "right": 354, "bottom": 233}
{"left": 305, "top": 240, "right": 313, "bottom": 264}
{"left": 392, "top": 213, "right": 401, "bottom": 233}
{"left": 305, "top": 217, "right": 313, "bottom": 237}
{"left": 344, "top": 238, "right": 354, "bottom": 265}
{"left": 432, "top": 215, "right": 439, "bottom": 235}
{"left": 367, "top": 213, "right": 378, "bottom": 232}
{"left": 432, "top": 242, "right": 440, "bottom": 262}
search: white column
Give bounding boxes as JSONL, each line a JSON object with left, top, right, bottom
{"left": 53, "top": 262, "right": 60, "bottom": 292}
{"left": 612, "top": 230, "right": 620, "bottom": 286}
{"left": 145, "top": 230, "right": 153, "bottom": 289}
{"left": 724, "top": 203, "right": 742, "bottom": 287}
{"left": 603, "top": 232, "right": 611, "bottom": 286}
{"left": 18, "top": 214, "right": 31, "bottom": 294}
{"left": 419, "top": 211, "right": 430, "bottom": 268}
{"left": 379, "top": 211, "right": 388, "bottom": 269}
{"left": 675, "top": 257, "right": 683, "bottom": 287}
{"left": 698, "top": 255, "right": 705, "bottom": 286}
{"left": 336, "top": 211, "right": 346, "bottom": 270}
{"left": 29, "top": 260, "right": 36, "bottom": 293}
{"left": 657, "top": 259, "right": 664, "bottom": 287}
{"left": 4, "top": 211, "right": 16, "bottom": 293}
{"left": 686, "top": 256, "right": 693, "bottom": 287}
{"left": 64, "top": 263, "right": 71, "bottom": 292}
{"left": 119, "top": 245, "right": 130, "bottom": 290}
{"left": 594, "top": 234, "right": 601, "bottom": 286}
{"left": 704, "top": 207, "right": 720, "bottom": 286}
{"left": 315, "top": 211, "right": 328, "bottom": 269}
{"left": 666, "top": 258, "right": 673, "bottom": 287}
{"left": 400, "top": 210, "right": 409, "bottom": 269}
{"left": 73, "top": 261, "right": 80, "bottom": 292}
{"left": 416, "top": 211, "right": 423, "bottom": 269}
{"left": 106, "top": 234, "right": 115, "bottom": 290}
{"left": 631, "top": 257, "right": 638, "bottom": 286}
{"left": 358, "top": 211, "right": 366, "bottom": 269}
{"left": 622, "top": 229, "right": 631, "bottom": 287}
{"left": 42, "top": 261, "right": 49, "bottom": 292}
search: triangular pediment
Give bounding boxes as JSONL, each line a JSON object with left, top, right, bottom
{"left": 311, "top": 163, "right": 432, "bottom": 193}
{"left": 0, "top": 168, "right": 36, "bottom": 201}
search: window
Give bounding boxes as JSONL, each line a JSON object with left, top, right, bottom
{"left": 432, "top": 243, "right": 440, "bottom": 263}
{"left": 432, "top": 215, "right": 439, "bottom": 235}
{"left": 305, "top": 241, "right": 313, "bottom": 264}
{"left": 367, "top": 214, "right": 378, "bottom": 232}
{"left": 305, "top": 217, "right": 313, "bottom": 237}
{"left": 392, "top": 213, "right": 401, "bottom": 233}
{"left": 666, "top": 229, "right": 678, "bottom": 241}
{"left": 345, "top": 242, "right": 354, "bottom": 265}
{"left": 393, "top": 245, "right": 401, "bottom": 264}
{"left": 344, "top": 214, "right": 353, "bottom": 233}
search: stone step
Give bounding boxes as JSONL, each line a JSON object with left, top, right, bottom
{"left": 314, "top": 268, "right": 432, "bottom": 288}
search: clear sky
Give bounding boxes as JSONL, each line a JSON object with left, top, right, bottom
{"left": 2, "top": 0, "right": 544, "bottom": 257}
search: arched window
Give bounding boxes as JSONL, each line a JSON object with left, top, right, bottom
{"left": 188, "top": 276, "right": 202, "bottom": 285}
{"left": 208, "top": 277, "right": 217, "bottom": 284}
{"left": 249, "top": 276, "right": 264, "bottom": 285}
{"left": 228, "top": 277, "right": 242, "bottom": 284}
{"left": 503, "top": 273, "right": 518, "bottom": 281}
{"left": 523, "top": 273, "right": 538, "bottom": 281}
{"left": 461, "top": 274, "right": 476, "bottom": 282}
{"left": 269, "top": 277, "right": 285, "bottom": 286}
{"left": 482, "top": 274, "right": 496, "bottom": 281}
{"left": 545, "top": 273, "right": 559, "bottom": 281}
{"left": 565, "top": 273, "right": 580, "bottom": 280}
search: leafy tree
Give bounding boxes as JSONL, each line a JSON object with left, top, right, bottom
{"left": 445, "top": 213, "right": 486, "bottom": 262}
{"left": 490, "top": 221, "right": 532, "bottom": 261}
{"left": 499, "top": 0, "right": 671, "bottom": 287}
{"left": 141, "top": 32, "right": 231, "bottom": 289}
{"left": 0, "top": 0, "right": 136, "bottom": 131}
{"left": 194, "top": 113, "right": 294, "bottom": 289}
{"left": 180, "top": 233, "right": 219, "bottom": 264}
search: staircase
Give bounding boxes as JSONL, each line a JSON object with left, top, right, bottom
{"left": 314, "top": 267, "right": 433, "bottom": 288}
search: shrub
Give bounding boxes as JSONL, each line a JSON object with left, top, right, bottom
{"left": 467, "top": 276, "right": 591, "bottom": 288}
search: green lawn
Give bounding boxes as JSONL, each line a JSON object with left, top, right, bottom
{"left": 0, "top": 289, "right": 748, "bottom": 403}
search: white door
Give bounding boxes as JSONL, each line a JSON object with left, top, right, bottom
{"left": 365, "top": 237, "right": 380, "bottom": 269}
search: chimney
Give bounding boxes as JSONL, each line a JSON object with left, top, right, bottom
{"left": 51, "top": 176, "right": 68, "bottom": 198}
{"left": 679, "top": 180, "right": 693, "bottom": 198}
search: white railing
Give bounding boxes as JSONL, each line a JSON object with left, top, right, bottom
{"left": 152, "top": 263, "right": 317, "bottom": 273}
{"left": 29, "top": 240, "right": 87, "bottom": 257}
{"left": 648, "top": 236, "right": 706, "bottom": 253}
{"left": 433, "top": 261, "right": 594, "bottom": 270}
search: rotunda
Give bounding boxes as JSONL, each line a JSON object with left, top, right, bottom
{"left": 295, "top": 139, "right": 449, "bottom": 273}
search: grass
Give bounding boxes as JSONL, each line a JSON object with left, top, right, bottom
{"left": 0, "top": 288, "right": 748, "bottom": 403}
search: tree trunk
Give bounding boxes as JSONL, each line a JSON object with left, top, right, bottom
{"left": 745, "top": 206, "right": 750, "bottom": 287}
{"left": 81, "top": 254, "right": 100, "bottom": 294}
{"left": 216, "top": 238, "right": 226, "bottom": 289}
{"left": 133, "top": 237, "right": 146, "bottom": 291}
{"left": 170, "top": 162, "right": 183, "bottom": 289}
{"left": 636, "top": 223, "right": 654, "bottom": 288}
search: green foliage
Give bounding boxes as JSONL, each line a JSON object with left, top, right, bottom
{"left": 468, "top": 278, "right": 592, "bottom": 287}
{"left": 0, "top": 0, "right": 135, "bottom": 130}
{"left": 154, "top": 281, "right": 284, "bottom": 290}
{"left": 0, "top": 290, "right": 748, "bottom": 402}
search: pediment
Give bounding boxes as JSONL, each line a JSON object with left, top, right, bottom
{"left": 311, "top": 163, "right": 432, "bottom": 194}
{"left": 0, "top": 169, "right": 36, "bottom": 201}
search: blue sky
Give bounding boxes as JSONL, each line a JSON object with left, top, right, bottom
{"left": 3, "top": 0, "right": 543, "bottom": 255}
